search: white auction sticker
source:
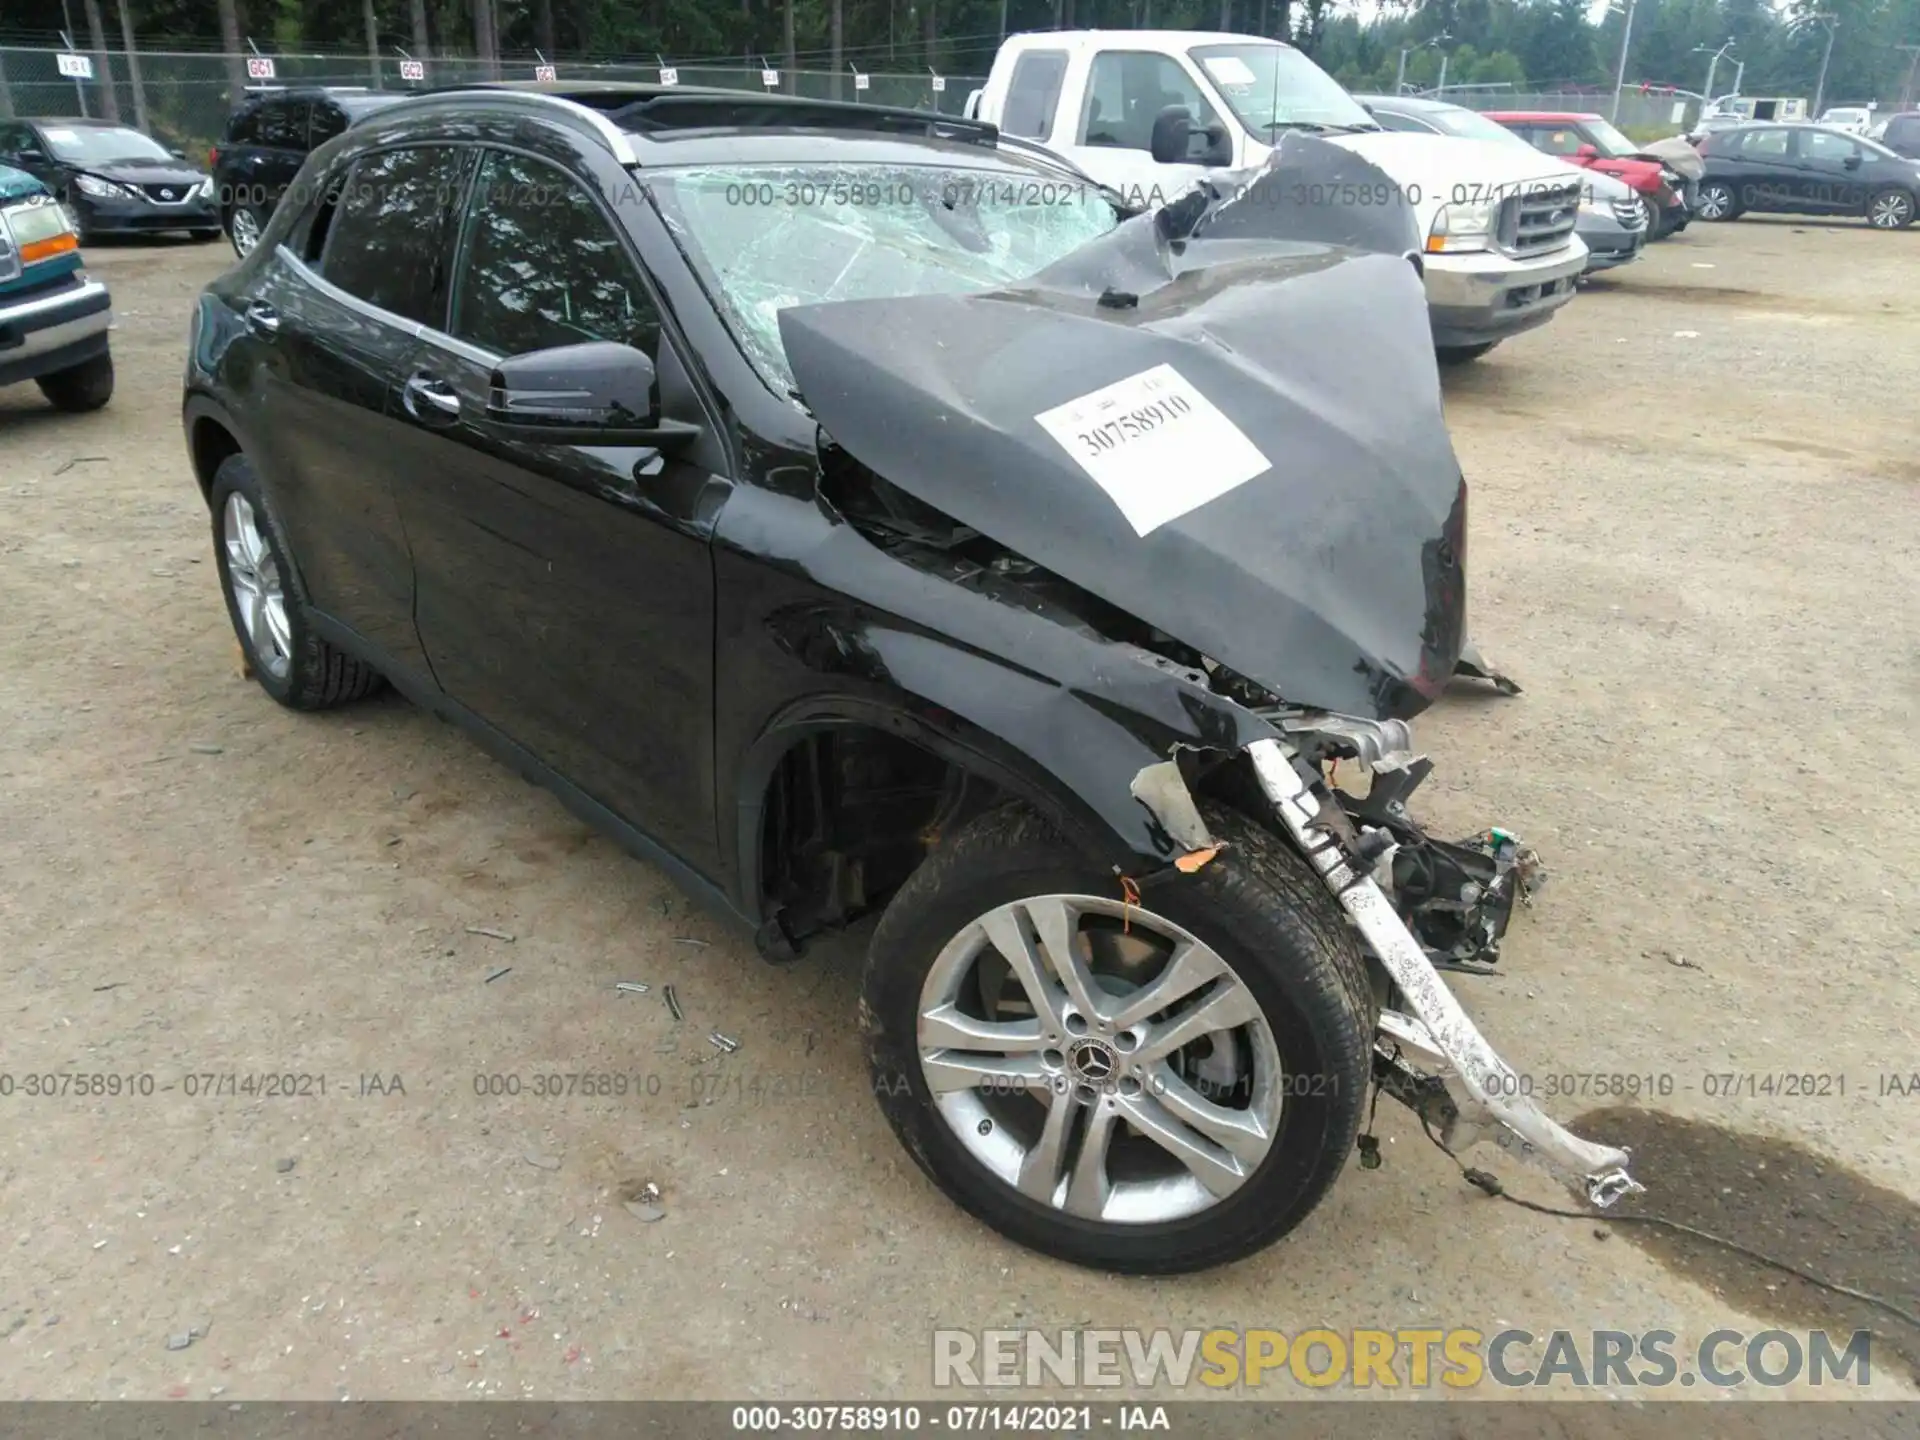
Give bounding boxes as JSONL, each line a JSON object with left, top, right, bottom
{"left": 1201, "top": 55, "right": 1259, "bottom": 88}
{"left": 1032, "top": 364, "right": 1269, "bottom": 536}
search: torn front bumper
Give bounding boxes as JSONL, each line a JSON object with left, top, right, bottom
{"left": 1245, "top": 735, "right": 1642, "bottom": 1209}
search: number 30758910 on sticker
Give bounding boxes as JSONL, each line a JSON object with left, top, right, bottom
{"left": 1031, "top": 364, "right": 1272, "bottom": 537}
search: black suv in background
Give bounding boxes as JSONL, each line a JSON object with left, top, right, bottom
{"left": 212, "top": 86, "right": 406, "bottom": 256}
{"left": 0, "top": 117, "right": 219, "bottom": 241}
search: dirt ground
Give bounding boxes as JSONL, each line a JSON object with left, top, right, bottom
{"left": 1, "top": 215, "right": 1916, "bottom": 1405}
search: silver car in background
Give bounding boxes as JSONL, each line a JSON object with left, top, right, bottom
{"left": 1357, "top": 94, "right": 1648, "bottom": 274}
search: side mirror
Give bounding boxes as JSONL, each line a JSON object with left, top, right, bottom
{"left": 486, "top": 341, "right": 702, "bottom": 449}
{"left": 489, "top": 341, "right": 659, "bottom": 430}
{"left": 1575, "top": 143, "right": 1600, "bottom": 159}
{"left": 171, "top": 146, "right": 187, "bottom": 159}
{"left": 1149, "top": 106, "right": 1196, "bottom": 165}
{"left": 1843, "top": 152, "right": 1863, "bottom": 169}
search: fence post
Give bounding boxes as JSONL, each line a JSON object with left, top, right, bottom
{"left": 0, "top": 50, "right": 13, "bottom": 119}
{"left": 115, "top": 3, "right": 152, "bottom": 132}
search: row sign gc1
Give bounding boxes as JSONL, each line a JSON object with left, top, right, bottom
{"left": 247, "top": 56, "right": 276, "bottom": 80}
{"left": 56, "top": 53, "right": 94, "bottom": 79}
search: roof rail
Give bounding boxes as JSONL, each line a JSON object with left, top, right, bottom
{"left": 364, "top": 86, "right": 640, "bottom": 164}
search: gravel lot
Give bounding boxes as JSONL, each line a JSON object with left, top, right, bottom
{"left": 1, "top": 217, "right": 1916, "bottom": 1402}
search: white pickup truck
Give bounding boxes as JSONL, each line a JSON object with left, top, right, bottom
{"left": 968, "top": 31, "right": 1589, "bottom": 362}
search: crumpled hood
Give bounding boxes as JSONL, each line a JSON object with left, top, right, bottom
{"left": 1635, "top": 136, "right": 1705, "bottom": 181}
{"left": 779, "top": 135, "right": 1469, "bottom": 722}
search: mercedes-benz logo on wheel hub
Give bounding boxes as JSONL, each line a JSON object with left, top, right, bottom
{"left": 1068, "top": 1039, "right": 1116, "bottom": 1086}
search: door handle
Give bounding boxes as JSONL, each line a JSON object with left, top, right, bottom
{"left": 402, "top": 371, "right": 461, "bottom": 424}
{"left": 241, "top": 301, "right": 279, "bottom": 337}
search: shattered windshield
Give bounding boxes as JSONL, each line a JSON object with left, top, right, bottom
{"left": 650, "top": 163, "right": 1120, "bottom": 396}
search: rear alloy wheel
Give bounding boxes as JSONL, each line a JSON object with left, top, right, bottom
{"left": 864, "top": 803, "right": 1373, "bottom": 1274}
{"left": 1867, "top": 187, "right": 1916, "bottom": 230}
{"left": 209, "top": 453, "right": 382, "bottom": 710}
{"left": 227, "top": 204, "right": 265, "bottom": 258}
{"left": 1694, "top": 181, "right": 1739, "bottom": 222}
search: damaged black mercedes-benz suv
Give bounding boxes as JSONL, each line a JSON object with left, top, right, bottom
{"left": 181, "top": 81, "right": 1638, "bottom": 1274}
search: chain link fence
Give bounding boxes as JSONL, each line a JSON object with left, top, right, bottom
{"left": 0, "top": 46, "right": 984, "bottom": 160}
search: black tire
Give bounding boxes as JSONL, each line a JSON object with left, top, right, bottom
{"left": 208, "top": 453, "right": 383, "bottom": 710}
{"left": 1694, "top": 180, "right": 1740, "bottom": 222}
{"left": 863, "top": 801, "right": 1375, "bottom": 1274}
{"left": 1436, "top": 342, "right": 1495, "bottom": 365}
{"left": 1642, "top": 204, "right": 1669, "bottom": 241}
{"left": 1866, "top": 186, "right": 1916, "bottom": 230}
{"left": 35, "top": 351, "right": 113, "bottom": 412}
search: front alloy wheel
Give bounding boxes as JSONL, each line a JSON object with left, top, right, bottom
{"left": 865, "top": 802, "right": 1373, "bottom": 1273}
{"left": 917, "top": 893, "right": 1283, "bottom": 1225}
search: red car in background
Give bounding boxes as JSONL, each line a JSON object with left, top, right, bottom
{"left": 1484, "top": 111, "right": 1702, "bottom": 239}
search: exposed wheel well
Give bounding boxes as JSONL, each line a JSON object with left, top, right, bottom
{"left": 755, "top": 725, "right": 1011, "bottom": 952}
{"left": 188, "top": 415, "right": 242, "bottom": 505}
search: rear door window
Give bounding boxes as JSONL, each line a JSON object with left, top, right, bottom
{"left": 255, "top": 100, "right": 310, "bottom": 150}
{"left": 1002, "top": 50, "right": 1068, "bottom": 141}
{"left": 307, "top": 102, "right": 350, "bottom": 149}
{"left": 448, "top": 150, "right": 661, "bottom": 359}
{"left": 318, "top": 145, "right": 469, "bottom": 326}
{"left": 224, "top": 106, "right": 261, "bottom": 144}
{"left": 1738, "top": 128, "right": 1790, "bottom": 159}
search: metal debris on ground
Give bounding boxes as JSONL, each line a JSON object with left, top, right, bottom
{"left": 614, "top": 981, "right": 650, "bottom": 995}
{"left": 53, "top": 456, "right": 107, "bottom": 475}
{"left": 523, "top": 1151, "right": 562, "bottom": 1171}
{"left": 623, "top": 1198, "right": 665, "bottom": 1223}
{"left": 662, "top": 986, "right": 683, "bottom": 1021}
{"left": 483, "top": 967, "right": 512, "bottom": 984}
{"left": 465, "top": 925, "right": 515, "bottom": 942}
{"left": 92, "top": 982, "right": 122, "bottom": 992}
{"left": 708, "top": 1031, "right": 740, "bottom": 1054}
{"left": 188, "top": 743, "right": 224, "bottom": 755}
{"left": 672, "top": 937, "right": 710, "bottom": 947}
{"left": 164, "top": 1332, "right": 193, "bottom": 1351}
